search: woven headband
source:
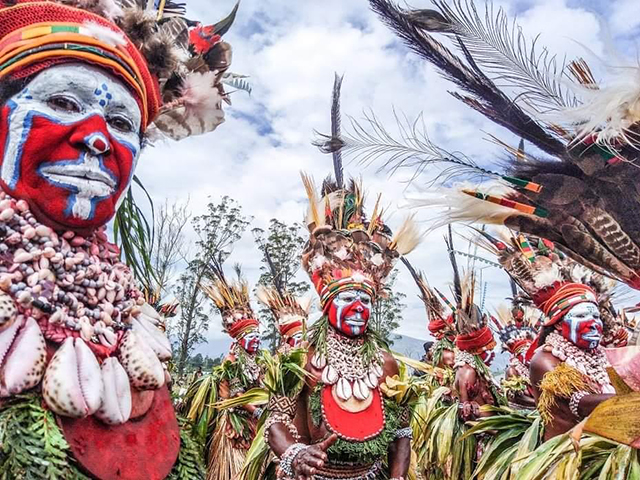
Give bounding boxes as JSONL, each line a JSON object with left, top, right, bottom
{"left": 539, "top": 283, "right": 597, "bottom": 326}
{"left": 320, "top": 276, "right": 376, "bottom": 310}
{"left": 0, "top": 3, "right": 161, "bottom": 128}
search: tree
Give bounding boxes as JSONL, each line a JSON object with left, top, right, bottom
{"left": 204, "top": 356, "right": 214, "bottom": 369}
{"left": 173, "top": 196, "right": 252, "bottom": 376}
{"left": 371, "top": 270, "right": 406, "bottom": 346}
{"left": 151, "top": 199, "right": 190, "bottom": 295}
{"left": 252, "top": 219, "right": 310, "bottom": 352}
{"left": 191, "top": 353, "right": 204, "bottom": 369}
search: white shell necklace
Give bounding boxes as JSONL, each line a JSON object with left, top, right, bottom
{"left": 311, "top": 328, "right": 383, "bottom": 402}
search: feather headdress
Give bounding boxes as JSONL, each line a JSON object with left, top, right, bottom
{"left": 0, "top": 0, "right": 244, "bottom": 140}
{"left": 321, "top": 0, "right": 640, "bottom": 293}
{"left": 256, "top": 286, "right": 311, "bottom": 341}
{"left": 491, "top": 303, "right": 539, "bottom": 356}
{"left": 401, "top": 257, "right": 455, "bottom": 340}
{"left": 201, "top": 274, "right": 258, "bottom": 339}
{"left": 303, "top": 76, "right": 421, "bottom": 313}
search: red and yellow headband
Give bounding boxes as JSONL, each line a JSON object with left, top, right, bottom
{"left": 319, "top": 276, "right": 376, "bottom": 311}
{"left": 227, "top": 318, "right": 259, "bottom": 339}
{"left": 537, "top": 282, "right": 597, "bottom": 326}
{"left": 0, "top": 2, "right": 161, "bottom": 129}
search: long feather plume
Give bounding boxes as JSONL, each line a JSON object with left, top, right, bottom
{"left": 331, "top": 73, "right": 345, "bottom": 188}
{"left": 445, "top": 225, "right": 462, "bottom": 304}
{"left": 416, "top": 0, "right": 579, "bottom": 114}
{"left": 389, "top": 214, "right": 422, "bottom": 255}
{"left": 301, "top": 172, "right": 324, "bottom": 229}
{"left": 368, "top": 0, "right": 567, "bottom": 157}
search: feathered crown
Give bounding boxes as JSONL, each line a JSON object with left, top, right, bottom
{"left": 442, "top": 231, "right": 496, "bottom": 354}
{"left": 490, "top": 302, "right": 539, "bottom": 355}
{"left": 201, "top": 276, "right": 258, "bottom": 339}
{"left": 477, "top": 230, "right": 597, "bottom": 327}
{"left": 256, "top": 286, "right": 311, "bottom": 339}
{"left": 0, "top": 0, "right": 242, "bottom": 140}
{"left": 401, "top": 257, "right": 455, "bottom": 340}
{"left": 301, "top": 173, "right": 420, "bottom": 310}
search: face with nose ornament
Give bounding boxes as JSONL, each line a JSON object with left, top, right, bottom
{"left": 287, "top": 330, "right": 303, "bottom": 348}
{"left": 239, "top": 330, "right": 261, "bottom": 354}
{"left": 328, "top": 289, "right": 372, "bottom": 337}
{"left": 0, "top": 64, "right": 142, "bottom": 232}
{"left": 560, "top": 302, "right": 603, "bottom": 350}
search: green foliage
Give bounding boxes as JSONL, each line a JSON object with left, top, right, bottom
{"left": 113, "top": 175, "right": 156, "bottom": 290}
{"left": 370, "top": 271, "right": 406, "bottom": 346}
{"left": 0, "top": 395, "right": 89, "bottom": 479}
{"left": 167, "top": 418, "right": 206, "bottom": 480}
{"left": 252, "top": 219, "right": 309, "bottom": 352}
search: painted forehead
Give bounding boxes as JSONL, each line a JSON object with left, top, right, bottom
{"left": 19, "top": 64, "right": 142, "bottom": 133}
{"left": 566, "top": 303, "right": 600, "bottom": 316}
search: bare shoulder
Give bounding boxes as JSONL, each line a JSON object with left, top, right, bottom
{"left": 529, "top": 350, "right": 561, "bottom": 386}
{"left": 455, "top": 364, "right": 477, "bottom": 382}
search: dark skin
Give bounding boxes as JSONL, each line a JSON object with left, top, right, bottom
{"left": 439, "top": 349, "right": 455, "bottom": 369}
{"left": 267, "top": 346, "right": 411, "bottom": 480}
{"left": 504, "top": 366, "right": 536, "bottom": 408}
{"left": 529, "top": 346, "right": 613, "bottom": 440}
{"left": 454, "top": 364, "right": 495, "bottom": 421}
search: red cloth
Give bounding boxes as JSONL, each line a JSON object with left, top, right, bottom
{"left": 0, "top": 1, "right": 160, "bottom": 128}
{"left": 321, "top": 385, "right": 385, "bottom": 441}
{"left": 456, "top": 326, "right": 496, "bottom": 354}
{"left": 227, "top": 318, "right": 259, "bottom": 338}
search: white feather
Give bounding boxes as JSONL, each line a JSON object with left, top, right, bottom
{"left": 180, "top": 72, "right": 223, "bottom": 114}
{"left": 406, "top": 181, "right": 520, "bottom": 231}
{"left": 83, "top": 21, "right": 126, "bottom": 47}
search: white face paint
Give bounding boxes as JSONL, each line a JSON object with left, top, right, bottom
{"left": 562, "top": 302, "right": 603, "bottom": 350}
{"left": 1, "top": 63, "right": 141, "bottom": 228}
{"left": 331, "top": 289, "right": 372, "bottom": 337}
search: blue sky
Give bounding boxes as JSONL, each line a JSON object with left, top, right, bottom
{"left": 135, "top": 0, "right": 640, "bottom": 357}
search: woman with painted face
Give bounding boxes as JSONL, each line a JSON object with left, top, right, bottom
{"left": 479, "top": 232, "right": 616, "bottom": 439}
{"left": 256, "top": 285, "right": 312, "bottom": 352}
{"left": 264, "top": 174, "right": 420, "bottom": 480}
{"left": 0, "top": 0, "right": 236, "bottom": 478}
{"left": 195, "top": 274, "right": 265, "bottom": 480}
{"left": 493, "top": 301, "right": 539, "bottom": 410}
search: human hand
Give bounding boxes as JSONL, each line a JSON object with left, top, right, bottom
{"left": 292, "top": 434, "right": 338, "bottom": 480}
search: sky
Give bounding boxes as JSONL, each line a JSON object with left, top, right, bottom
{"left": 134, "top": 0, "right": 640, "bottom": 357}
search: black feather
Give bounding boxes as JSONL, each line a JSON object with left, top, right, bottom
{"left": 331, "top": 73, "right": 345, "bottom": 188}
{"left": 368, "top": 0, "right": 567, "bottom": 157}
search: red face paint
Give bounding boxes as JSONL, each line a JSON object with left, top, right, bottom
{"left": 327, "top": 289, "right": 372, "bottom": 337}
{"left": 0, "top": 108, "right": 136, "bottom": 231}
{"left": 561, "top": 302, "right": 603, "bottom": 350}
{"left": 0, "top": 65, "right": 142, "bottom": 232}
{"left": 239, "top": 331, "right": 260, "bottom": 354}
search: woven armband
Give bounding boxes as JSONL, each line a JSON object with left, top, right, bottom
{"left": 264, "top": 395, "right": 300, "bottom": 442}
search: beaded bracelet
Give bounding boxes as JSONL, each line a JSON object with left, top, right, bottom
{"left": 394, "top": 426, "right": 413, "bottom": 439}
{"left": 569, "top": 390, "right": 589, "bottom": 418}
{"left": 279, "top": 443, "right": 307, "bottom": 477}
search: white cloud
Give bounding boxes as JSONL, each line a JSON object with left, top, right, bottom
{"left": 136, "top": 0, "right": 640, "bottom": 353}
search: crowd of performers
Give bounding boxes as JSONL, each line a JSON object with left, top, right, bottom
{"left": 1, "top": 0, "right": 640, "bottom": 478}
